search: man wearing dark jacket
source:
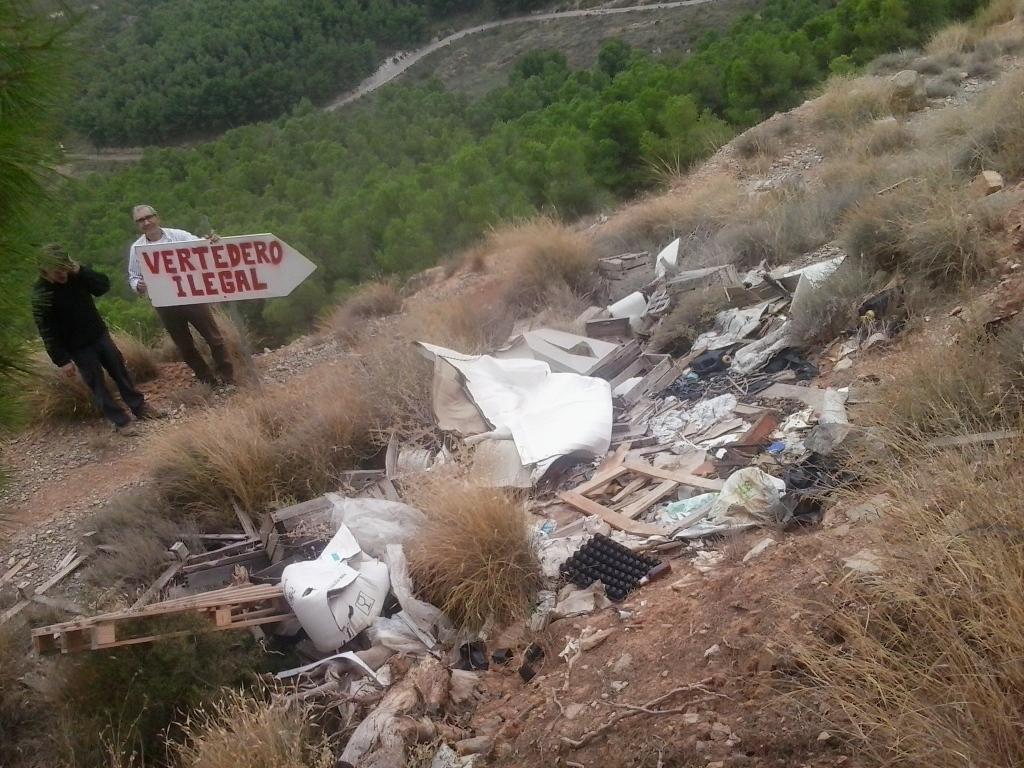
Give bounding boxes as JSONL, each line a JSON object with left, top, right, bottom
{"left": 32, "top": 244, "right": 159, "bottom": 434}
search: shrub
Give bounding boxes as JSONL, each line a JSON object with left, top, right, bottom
{"left": 406, "top": 478, "right": 541, "bottom": 631}
{"left": 320, "top": 280, "right": 403, "bottom": 344}
{"left": 853, "top": 118, "right": 916, "bottom": 156}
{"left": 489, "top": 218, "right": 597, "bottom": 310}
{"left": 23, "top": 353, "right": 96, "bottom": 421}
{"left": 54, "top": 625, "right": 269, "bottom": 767}
{"left": 812, "top": 76, "right": 895, "bottom": 133}
{"left": 799, "top": 436, "right": 1024, "bottom": 768}
{"left": 788, "top": 262, "right": 875, "bottom": 347}
{"left": 841, "top": 182, "right": 995, "bottom": 285}
{"left": 955, "top": 69, "right": 1024, "bottom": 179}
{"left": 925, "top": 22, "right": 977, "bottom": 55}
{"left": 170, "top": 690, "right": 330, "bottom": 768}
{"left": 599, "top": 173, "right": 740, "bottom": 255}
{"left": 924, "top": 73, "right": 961, "bottom": 98}
{"left": 82, "top": 489, "right": 190, "bottom": 589}
{"left": 867, "top": 49, "right": 920, "bottom": 75}
{"left": 149, "top": 367, "right": 377, "bottom": 526}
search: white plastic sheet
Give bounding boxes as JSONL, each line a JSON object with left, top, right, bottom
{"left": 418, "top": 342, "right": 612, "bottom": 467}
{"left": 693, "top": 302, "right": 770, "bottom": 350}
{"left": 327, "top": 495, "right": 425, "bottom": 559}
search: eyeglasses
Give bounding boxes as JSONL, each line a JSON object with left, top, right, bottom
{"left": 135, "top": 213, "right": 157, "bottom": 224}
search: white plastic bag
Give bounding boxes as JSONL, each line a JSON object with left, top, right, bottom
{"left": 327, "top": 494, "right": 425, "bottom": 559}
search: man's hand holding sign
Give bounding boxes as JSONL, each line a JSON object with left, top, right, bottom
{"left": 136, "top": 233, "right": 316, "bottom": 308}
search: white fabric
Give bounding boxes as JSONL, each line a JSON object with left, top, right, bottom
{"left": 127, "top": 227, "right": 197, "bottom": 293}
{"left": 495, "top": 329, "right": 618, "bottom": 375}
{"left": 418, "top": 342, "right": 612, "bottom": 466}
{"left": 693, "top": 302, "right": 770, "bottom": 351}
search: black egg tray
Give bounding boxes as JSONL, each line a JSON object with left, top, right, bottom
{"left": 558, "top": 534, "right": 660, "bottom": 602}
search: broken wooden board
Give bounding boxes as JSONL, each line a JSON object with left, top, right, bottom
{"left": 0, "top": 557, "right": 29, "bottom": 589}
{"left": 598, "top": 252, "right": 649, "bottom": 278}
{"left": 32, "top": 584, "right": 290, "bottom": 655}
{"left": 0, "top": 553, "right": 89, "bottom": 626}
{"left": 587, "top": 340, "right": 642, "bottom": 380}
{"left": 585, "top": 316, "right": 632, "bottom": 339}
{"left": 558, "top": 492, "right": 665, "bottom": 536}
{"left": 927, "top": 430, "right": 1022, "bottom": 448}
{"left": 271, "top": 496, "right": 334, "bottom": 529}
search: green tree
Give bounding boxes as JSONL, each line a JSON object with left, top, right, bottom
{"left": 0, "top": 1, "right": 70, "bottom": 429}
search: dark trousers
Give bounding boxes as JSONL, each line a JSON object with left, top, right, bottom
{"left": 156, "top": 304, "right": 234, "bottom": 385}
{"left": 70, "top": 333, "right": 146, "bottom": 427}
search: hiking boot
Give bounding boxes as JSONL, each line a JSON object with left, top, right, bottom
{"left": 114, "top": 423, "right": 139, "bottom": 437}
{"left": 134, "top": 405, "right": 166, "bottom": 420}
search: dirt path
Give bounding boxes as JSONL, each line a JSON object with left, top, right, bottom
{"left": 326, "top": 0, "right": 716, "bottom": 110}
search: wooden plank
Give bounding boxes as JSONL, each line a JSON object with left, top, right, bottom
{"left": 585, "top": 316, "right": 632, "bottom": 339}
{"left": 180, "top": 550, "right": 266, "bottom": 575}
{"left": 727, "top": 413, "right": 780, "bottom": 452}
{"left": 610, "top": 476, "right": 648, "bottom": 504}
{"left": 587, "top": 340, "right": 641, "bottom": 379}
{"left": 55, "top": 548, "right": 78, "bottom": 572}
{"left": 232, "top": 501, "right": 259, "bottom": 540}
{"left": 271, "top": 496, "right": 333, "bottom": 525}
{"left": 621, "top": 480, "right": 678, "bottom": 519}
{"left": 186, "top": 539, "right": 260, "bottom": 565}
{"left": 927, "top": 430, "right": 1021, "bottom": 448}
{"left": 558, "top": 491, "right": 665, "bottom": 536}
{"left": 574, "top": 464, "right": 631, "bottom": 498}
{"left": 621, "top": 460, "right": 724, "bottom": 492}
{"left": 131, "top": 559, "right": 186, "bottom": 610}
{"left": 0, "top": 557, "right": 29, "bottom": 588}
{"left": 622, "top": 355, "right": 674, "bottom": 406}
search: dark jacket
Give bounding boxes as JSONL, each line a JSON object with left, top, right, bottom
{"left": 32, "top": 266, "right": 111, "bottom": 366}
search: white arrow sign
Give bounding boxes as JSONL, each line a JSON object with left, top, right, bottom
{"left": 134, "top": 233, "right": 316, "bottom": 308}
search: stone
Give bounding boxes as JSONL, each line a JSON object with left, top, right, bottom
{"left": 972, "top": 170, "right": 1004, "bottom": 197}
{"left": 703, "top": 643, "right": 721, "bottom": 659}
{"left": 683, "top": 713, "right": 703, "bottom": 725}
{"left": 563, "top": 703, "right": 586, "bottom": 721}
{"left": 612, "top": 653, "right": 634, "bottom": 673}
{"left": 842, "top": 549, "right": 882, "bottom": 574}
{"left": 890, "top": 70, "right": 927, "bottom": 112}
{"left": 742, "top": 537, "right": 776, "bottom": 563}
{"left": 610, "top": 680, "right": 629, "bottom": 692}
{"left": 833, "top": 357, "right": 854, "bottom": 372}
{"left": 846, "top": 494, "right": 889, "bottom": 523}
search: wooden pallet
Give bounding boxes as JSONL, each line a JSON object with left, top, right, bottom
{"left": 559, "top": 446, "right": 724, "bottom": 536}
{"left": 32, "top": 584, "right": 290, "bottom": 655}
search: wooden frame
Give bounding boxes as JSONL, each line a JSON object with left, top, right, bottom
{"left": 559, "top": 448, "right": 723, "bottom": 536}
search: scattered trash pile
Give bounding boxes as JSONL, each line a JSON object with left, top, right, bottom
{"left": 27, "top": 237, "right": 900, "bottom": 765}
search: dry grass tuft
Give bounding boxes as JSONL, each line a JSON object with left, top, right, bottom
{"left": 734, "top": 116, "right": 797, "bottom": 167}
{"left": 171, "top": 690, "right": 330, "bottom": 768}
{"left": 110, "top": 330, "right": 160, "bottom": 383}
{"left": 651, "top": 288, "right": 733, "bottom": 355}
{"left": 924, "top": 71, "right": 962, "bottom": 98}
{"left": 149, "top": 366, "right": 378, "bottom": 526}
{"left": 811, "top": 76, "right": 895, "bottom": 133}
{"left": 488, "top": 218, "right": 597, "bottom": 310}
{"left": 82, "top": 490, "right": 189, "bottom": 588}
{"left": 406, "top": 476, "right": 541, "bottom": 631}
{"left": 852, "top": 118, "right": 916, "bottom": 156}
{"left": 23, "top": 331, "right": 162, "bottom": 423}
{"left": 0, "top": 623, "right": 43, "bottom": 768}
{"left": 796, "top": 315, "right": 1024, "bottom": 765}
{"left": 599, "top": 173, "right": 741, "bottom": 254}
{"left": 954, "top": 68, "right": 1024, "bottom": 179}
{"left": 861, "top": 322, "right": 1024, "bottom": 438}
{"left": 840, "top": 180, "right": 997, "bottom": 286}
{"left": 974, "top": 0, "right": 1022, "bottom": 31}
{"left": 926, "top": 21, "right": 977, "bottom": 55}
{"left": 320, "top": 280, "right": 403, "bottom": 344}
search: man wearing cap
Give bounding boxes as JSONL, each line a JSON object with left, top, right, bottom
{"left": 127, "top": 205, "right": 235, "bottom": 387}
{"left": 32, "top": 244, "right": 160, "bottom": 435}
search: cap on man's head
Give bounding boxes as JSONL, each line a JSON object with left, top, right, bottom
{"left": 38, "top": 243, "right": 71, "bottom": 270}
